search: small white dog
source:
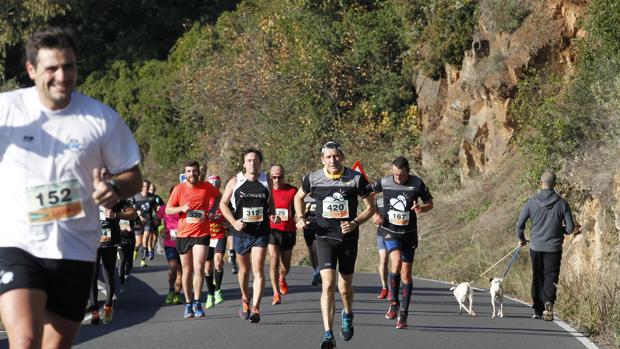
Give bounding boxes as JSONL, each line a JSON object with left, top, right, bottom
{"left": 489, "top": 277, "right": 504, "bottom": 318}
{"left": 450, "top": 282, "right": 476, "bottom": 316}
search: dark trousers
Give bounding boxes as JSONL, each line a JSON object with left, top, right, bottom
{"left": 89, "top": 246, "right": 117, "bottom": 309}
{"left": 530, "top": 249, "right": 562, "bottom": 314}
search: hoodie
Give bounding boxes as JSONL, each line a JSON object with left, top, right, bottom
{"left": 515, "top": 189, "right": 575, "bottom": 252}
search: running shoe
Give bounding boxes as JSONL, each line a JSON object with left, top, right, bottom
{"left": 279, "top": 278, "right": 289, "bottom": 295}
{"left": 140, "top": 259, "right": 147, "bottom": 267}
{"left": 340, "top": 310, "right": 354, "bottom": 341}
{"left": 184, "top": 303, "right": 194, "bottom": 319}
{"left": 214, "top": 289, "right": 224, "bottom": 304}
{"left": 543, "top": 302, "right": 554, "bottom": 321}
{"left": 377, "top": 287, "right": 388, "bottom": 299}
{"left": 387, "top": 290, "right": 392, "bottom": 301}
{"left": 193, "top": 300, "right": 205, "bottom": 317}
{"left": 311, "top": 273, "right": 321, "bottom": 286}
{"left": 205, "top": 295, "right": 215, "bottom": 309}
{"left": 165, "top": 291, "right": 176, "bottom": 305}
{"left": 385, "top": 302, "right": 399, "bottom": 320}
{"left": 148, "top": 251, "right": 155, "bottom": 261}
{"left": 132, "top": 250, "right": 138, "bottom": 260}
{"left": 320, "top": 331, "right": 336, "bottom": 349}
{"left": 231, "top": 264, "right": 239, "bottom": 275}
{"left": 272, "top": 293, "right": 281, "bottom": 305}
{"left": 90, "top": 309, "right": 100, "bottom": 325}
{"left": 173, "top": 293, "right": 182, "bottom": 305}
{"left": 101, "top": 305, "right": 113, "bottom": 325}
{"left": 239, "top": 299, "right": 250, "bottom": 320}
{"left": 249, "top": 306, "right": 260, "bottom": 323}
{"left": 396, "top": 311, "right": 408, "bottom": 329}
{"left": 532, "top": 313, "right": 543, "bottom": 319}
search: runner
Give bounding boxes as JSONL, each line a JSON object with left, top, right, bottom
{"left": 294, "top": 141, "right": 375, "bottom": 348}
{"left": 166, "top": 160, "right": 221, "bottom": 319}
{"left": 268, "top": 165, "right": 298, "bottom": 305}
{"left": 204, "top": 175, "right": 226, "bottom": 309}
{"left": 157, "top": 187, "right": 182, "bottom": 305}
{"left": 0, "top": 27, "right": 141, "bottom": 348}
{"left": 117, "top": 212, "right": 136, "bottom": 295}
{"left": 220, "top": 148, "right": 279, "bottom": 323}
{"left": 374, "top": 198, "right": 390, "bottom": 300}
{"left": 89, "top": 168, "right": 137, "bottom": 324}
{"left": 132, "top": 180, "right": 158, "bottom": 266}
{"left": 370, "top": 156, "right": 433, "bottom": 329}
{"left": 149, "top": 184, "right": 165, "bottom": 256}
{"left": 302, "top": 194, "right": 322, "bottom": 286}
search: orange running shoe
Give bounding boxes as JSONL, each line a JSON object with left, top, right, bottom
{"left": 272, "top": 293, "right": 281, "bottom": 305}
{"left": 279, "top": 278, "right": 289, "bottom": 295}
{"left": 239, "top": 299, "right": 250, "bottom": 319}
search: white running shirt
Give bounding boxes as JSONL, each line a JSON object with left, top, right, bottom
{"left": 0, "top": 87, "right": 141, "bottom": 262}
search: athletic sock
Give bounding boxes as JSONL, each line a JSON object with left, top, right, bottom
{"left": 389, "top": 273, "right": 401, "bottom": 303}
{"left": 206, "top": 273, "right": 215, "bottom": 295}
{"left": 314, "top": 267, "right": 320, "bottom": 275}
{"left": 215, "top": 269, "right": 224, "bottom": 291}
{"left": 401, "top": 283, "right": 413, "bottom": 312}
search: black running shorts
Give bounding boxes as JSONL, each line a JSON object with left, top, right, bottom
{"left": 176, "top": 236, "right": 210, "bottom": 255}
{"left": 316, "top": 237, "right": 358, "bottom": 275}
{"left": 269, "top": 230, "right": 296, "bottom": 251}
{"left": 0, "top": 247, "right": 94, "bottom": 322}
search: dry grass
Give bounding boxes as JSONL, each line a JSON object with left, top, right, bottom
{"left": 557, "top": 268, "right": 620, "bottom": 347}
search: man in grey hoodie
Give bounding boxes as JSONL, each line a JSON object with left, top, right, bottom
{"left": 516, "top": 171, "right": 576, "bottom": 321}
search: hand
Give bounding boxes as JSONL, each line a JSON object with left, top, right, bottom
{"left": 232, "top": 219, "right": 246, "bottom": 232}
{"left": 92, "top": 168, "right": 118, "bottom": 208}
{"left": 519, "top": 239, "right": 528, "bottom": 247}
{"left": 413, "top": 202, "right": 422, "bottom": 214}
{"left": 372, "top": 213, "right": 383, "bottom": 225}
{"left": 271, "top": 214, "right": 282, "bottom": 224}
{"left": 180, "top": 203, "right": 190, "bottom": 213}
{"left": 103, "top": 208, "right": 116, "bottom": 219}
{"left": 296, "top": 217, "right": 308, "bottom": 230}
{"left": 341, "top": 220, "right": 358, "bottom": 234}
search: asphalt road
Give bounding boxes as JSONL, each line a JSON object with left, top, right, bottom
{"left": 0, "top": 255, "right": 597, "bottom": 349}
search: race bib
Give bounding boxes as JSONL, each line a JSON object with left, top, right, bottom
{"left": 186, "top": 210, "right": 205, "bottom": 224}
{"left": 119, "top": 219, "right": 131, "bottom": 231}
{"left": 242, "top": 207, "right": 264, "bottom": 223}
{"left": 26, "top": 179, "right": 85, "bottom": 224}
{"left": 388, "top": 210, "right": 410, "bottom": 226}
{"left": 209, "top": 238, "right": 218, "bottom": 248}
{"left": 169, "top": 229, "right": 177, "bottom": 240}
{"left": 275, "top": 208, "right": 289, "bottom": 221}
{"left": 322, "top": 198, "right": 349, "bottom": 219}
{"left": 100, "top": 228, "right": 112, "bottom": 243}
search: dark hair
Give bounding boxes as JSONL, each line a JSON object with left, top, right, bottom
{"left": 241, "top": 148, "right": 263, "bottom": 163}
{"left": 540, "top": 170, "right": 556, "bottom": 188}
{"left": 142, "top": 179, "right": 151, "bottom": 185}
{"left": 26, "top": 27, "right": 77, "bottom": 66}
{"left": 392, "top": 156, "right": 410, "bottom": 172}
{"left": 184, "top": 160, "right": 200, "bottom": 169}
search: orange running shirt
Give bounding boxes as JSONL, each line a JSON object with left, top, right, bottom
{"left": 168, "top": 181, "right": 220, "bottom": 238}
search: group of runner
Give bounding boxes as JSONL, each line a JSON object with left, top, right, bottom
{"left": 0, "top": 27, "right": 435, "bottom": 349}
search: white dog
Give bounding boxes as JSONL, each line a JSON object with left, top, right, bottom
{"left": 450, "top": 282, "right": 476, "bottom": 316}
{"left": 489, "top": 277, "right": 504, "bottom": 318}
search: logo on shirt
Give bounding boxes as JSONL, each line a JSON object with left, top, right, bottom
{"left": 22, "top": 135, "right": 34, "bottom": 142}
{"left": 66, "top": 139, "right": 84, "bottom": 152}
{"left": 327, "top": 192, "right": 345, "bottom": 202}
{"left": 0, "top": 270, "right": 14, "bottom": 285}
{"left": 239, "top": 191, "right": 266, "bottom": 199}
{"left": 389, "top": 194, "right": 408, "bottom": 211}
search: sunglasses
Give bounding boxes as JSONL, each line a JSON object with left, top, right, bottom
{"left": 271, "top": 176, "right": 283, "bottom": 179}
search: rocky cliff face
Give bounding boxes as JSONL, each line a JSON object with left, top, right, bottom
{"left": 416, "top": 0, "right": 619, "bottom": 275}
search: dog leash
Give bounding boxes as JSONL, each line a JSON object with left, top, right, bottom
{"left": 501, "top": 246, "right": 521, "bottom": 278}
{"left": 469, "top": 246, "right": 520, "bottom": 283}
